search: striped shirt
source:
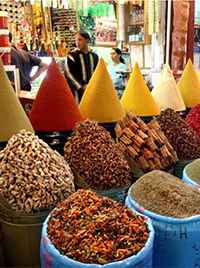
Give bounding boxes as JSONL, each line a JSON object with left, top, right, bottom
{"left": 64, "top": 48, "right": 99, "bottom": 104}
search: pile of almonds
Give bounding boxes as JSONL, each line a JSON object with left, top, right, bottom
{"left": 156, "top": 108, "right": 200, "bottom": 160}
{"left": 0, "top": 130, "right": 75, "bottom": 213}
{"left": 64, "top": 120, "right": 132, "bottom": 190}
{"left": 115, "top": 110, "right": 178, "bottom": 173}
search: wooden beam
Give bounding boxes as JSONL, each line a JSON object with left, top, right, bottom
{"left": 187, "top": 1, "right": 195, "bottom": 63}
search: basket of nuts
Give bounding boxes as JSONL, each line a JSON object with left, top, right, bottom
{"left": 0, "top": 129, "right": 75, "bottom": 267}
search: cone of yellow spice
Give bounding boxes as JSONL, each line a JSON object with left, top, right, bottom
{"left": 0, "top": 58, "right": 34, "bottom": 142}
{"left": 196, "top": 71, "right": 200, "bottom": 81}
{"left": 121, "top": 62, "right": 160, "bottom": 116}
{"left": 178, "top": 59, "right": 200, "bottom": 108}
{"left": 79, "top": 58, "right": 125, "bottom": 123}
{"left": 151, "top": 63, "right": 185, "bottom": 111}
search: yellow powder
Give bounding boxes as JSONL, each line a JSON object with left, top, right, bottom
{"left": 151, "top": 63, "right": 185, "bottom": 111}
{"left": 178, "top": 59, "right": 200, "bottom": 108}
{"left": 0, "top": 58, "right": 34, "bottom": 142}
{"left": 121, "top": 62, "right": 160, "bottom": 116}
{"left": 196, "top": 71, "right": 200, "bottom": 81}
{"left": 79, "top": 58, "right": 125, "bottom": 123}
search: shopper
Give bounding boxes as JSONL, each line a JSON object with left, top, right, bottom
{"left": 64, "top": 30, "right": 99, "bottom": 104}
{"left": 9, "top": 32, "right": 49, "bottom": 91}
{"left": 107, "top": 48, "right": 127, "bottom": 99}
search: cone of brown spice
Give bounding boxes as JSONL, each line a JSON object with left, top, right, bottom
{"left": 156, "top": 108, "right": 200, "bottom": 160}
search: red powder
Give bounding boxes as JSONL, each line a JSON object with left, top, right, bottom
{"left": 29, "top": 57, "right": 83, "bottom": 131}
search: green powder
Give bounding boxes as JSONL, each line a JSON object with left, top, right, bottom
{"left": 185, "top": 159, "right": 200, "bottom": 184}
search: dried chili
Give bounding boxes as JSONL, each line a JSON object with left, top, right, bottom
{"left": 47, "top": 189, "right": 150, "bottom": 264}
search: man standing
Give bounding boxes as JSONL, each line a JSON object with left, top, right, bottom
{"left": 64, "top": 30, "right": 99, "bottom": 104}
{"left": 9, "top": 32, "right": 48, "bottom": 91}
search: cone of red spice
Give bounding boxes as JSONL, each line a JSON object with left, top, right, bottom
{"left": 29, "top": 57, "right": 83, "bottom": 131}
{"left": 185, "top": 103, "right": 200, "bottom": 137}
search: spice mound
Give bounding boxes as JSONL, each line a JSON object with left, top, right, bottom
{"left": 156, "top": 108, "right": 200, "bottom": 160}
{"left": 185, "top": 159, "right": 200, "bottom": 185}
{"left": 130, "top": 170, "right": 200, "bottom": 218}
{"left": 48, "top": 189, "right": 150, "bottom": 264}
{"left": 185, "top": 103, "right": 200, "bottom": 137}
{"left": 64, "top": 120, "right": 132, "bottom": 190}
{"left": 0, "top": 130, "right": 75, "bottom": 213}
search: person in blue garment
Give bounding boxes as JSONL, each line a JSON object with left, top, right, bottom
{"left": 107, "top": 48, "right": 127, "bottom": 99}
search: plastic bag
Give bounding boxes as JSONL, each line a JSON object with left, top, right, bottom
{"left": 126, "top": 189, "right": 200, "bottom": 268}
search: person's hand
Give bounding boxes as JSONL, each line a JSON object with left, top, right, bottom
{"left": 82, "top": 84, "right": 88, "bottom": 91}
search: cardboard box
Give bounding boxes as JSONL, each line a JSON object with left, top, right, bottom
{"left": 18, "top": 91, "right": 36, "bottom": 116}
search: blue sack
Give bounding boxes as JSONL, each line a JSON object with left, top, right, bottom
{"left": 126, "top": 188, "right": 200, "bottom": 268}
{"left": 40, "top": 212, "right": 154, "bottom": 268}
{"left": 182, "top": 165, "right": 200, "bottom": 188}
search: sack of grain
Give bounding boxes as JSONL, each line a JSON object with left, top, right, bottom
{"left": 126, "top": 170, "right": 200, "bottom": 268}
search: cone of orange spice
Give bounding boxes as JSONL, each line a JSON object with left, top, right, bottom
{"left": 29, "top": 57, "right": 83, "bottom": 131}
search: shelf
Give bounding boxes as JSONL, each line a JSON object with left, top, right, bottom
{"left": 125, "top": 1, "right": 151, "bottom": 45}
{"left": 127, "top": 41, "right": 145, "bottom": 45}
{"left": 128, "top": 21, "right": 145, "bottom": 25}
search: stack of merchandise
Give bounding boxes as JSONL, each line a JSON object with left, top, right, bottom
{"left": 115, "top": 110, "right": 178, "bottom": 173}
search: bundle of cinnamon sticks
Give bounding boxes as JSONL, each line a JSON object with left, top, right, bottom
{"left": 115, "top": 110, "right": 179, "bottom": 173}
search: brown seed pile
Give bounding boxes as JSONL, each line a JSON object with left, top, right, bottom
{"left": 0, "top": 130, "right": 75, "bottom": 213}
{"left": 130, "top": 170, "right": 200, "bottom": 218}
{"left": 115, "top": 110, "right": 178, "bottom": 173}
{"left": 48, "top": 189, "right": 150, "bottom": 264}
{"left": 64, "top": 120, "right": 132, "bottom": 190}
{"left": 156, "top": 108, "right": 200, "bottom": 160}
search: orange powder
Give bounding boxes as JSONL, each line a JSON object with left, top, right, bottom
{"left": 121, "top": 62, "right": 160, "bottom": 116}
{"left": 79, "top": 58, "right": 125, "bottom": 123}
{"left": 29, "top": 57, "right": 83, "bottom": 131}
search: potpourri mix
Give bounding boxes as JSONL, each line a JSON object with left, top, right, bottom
{"left": 64, "top": 120, "right": 132, "bottom": 190}
{"left": 0, "top": 130, "right": 75, "bottom": 213}
{"left": 47, "top": 189, "right": 150, "bottom": 265}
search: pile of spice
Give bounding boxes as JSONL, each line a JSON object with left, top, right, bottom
{"left": 0, "top": 57, "right": 34, "bottom": 143}
{"left": 185, "top": 159, "right": 200, "bottom": 185}
{"left": 185, "top": 103, "right": 200, "bottom": 137}
{"left": 0, "top": 130, "right": 75, "bottom": 213}
{"left": 120, "top": 62, "right": 160, "bottom": 116}
{"left": 151, "top": 63, "right": 185, "bottom": 111}
{"left": 79, "top": 58, "right": 125, "bottom": 123}
{"left": 29, "top": 57, "right": 83, "bottom": 132}
{"left": 178, "top": 59, "right": 200, "bottom": 108}
{"left": 115, "top": 110, "right": 178, "bottom": 173}
{"left": 156, "top": 108, "right": 200, "bottom": 159}
{"left": 47, "top": 189, "right": 150, "bottom": 264}
{"left": 64, "top": 120, "right": 131, "bottom": 190}
{"left": 130, "top": 170, "right": 200, "bottom": 218}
